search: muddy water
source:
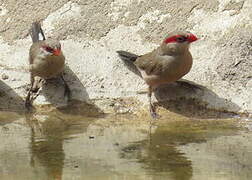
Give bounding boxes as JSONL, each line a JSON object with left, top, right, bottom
{"left": 0, "top": 110, "right": 252, "bottom": 180}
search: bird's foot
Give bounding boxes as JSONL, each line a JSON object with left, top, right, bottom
{"left": 150, "top": 110, "right": 159, "bottom": 119}
{"left": 25, "top": 88, "right": 42, "bottom": 110}
{"left": 31, "top": 78, "right": 45, "bottom": 92}
{"left": 25, "top": 78, "right": 44, "bottom": 110}
{"left": 150, "top": 103, "right": 160, "bottom": 119}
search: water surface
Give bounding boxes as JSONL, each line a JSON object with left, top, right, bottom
{"left": 0, "top": 110, "right": 251, "bottom": 180}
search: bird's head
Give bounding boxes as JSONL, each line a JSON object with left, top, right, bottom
{"left": 161, "top": 31, "right": 198, "bottom": 55}
{"left": 40, "top": 39, "right": 62, "bottom": 57}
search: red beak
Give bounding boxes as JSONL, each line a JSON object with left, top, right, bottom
{"left": 187, "top": 33, "right": 198, "bottom": 43}
{"left": 53, "top": 49, "right": 61, "bottom": 56}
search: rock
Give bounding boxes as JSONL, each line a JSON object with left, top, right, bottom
{"left": 0, "top": 0, "right": 251, "bottom": 115}
{"left": 1, "top": 73, "right": 9, "bottom": 80}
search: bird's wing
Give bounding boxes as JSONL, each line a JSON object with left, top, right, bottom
{"left": 134, "top": 50, "right": 175, "bottom": 76}
{"left": 29, "top": 41, "right": 45, "bottom": 64}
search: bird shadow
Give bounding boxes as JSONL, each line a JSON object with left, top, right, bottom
{"left": 154, "top": 79, "right": 240, "bottom": 119}
{"left": 34, "top": 65, "right": 103, "bottom": 117}
{"left": 0, "top": 80, "right": 26, "bottom": 113}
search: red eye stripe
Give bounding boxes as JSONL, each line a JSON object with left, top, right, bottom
{"left": 164, "top": 35, "right": 183, "bottom": 44}
{"left": 164, "top": 33, "right": 198, "bottom": 44}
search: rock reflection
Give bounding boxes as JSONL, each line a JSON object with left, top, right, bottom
{"left": 27, "top": 114, "right": 65, "bottom": 180}
{"left": 25, "top": 112, "right": 94, "bottom": 180}
{"left": 0, "top": 111, "right": 246, "bottom": 180}
{"left": 119, "top": 120, "right": 240, "bottom": 180}
{"left": 119, "top": 127, "right": 193, "bottom": 180}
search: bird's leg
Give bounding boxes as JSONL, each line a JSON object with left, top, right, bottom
{"left": 31, "top": 77, "right": 43, "bottom": 92}
{"left": 148, "top": 86, "right": 158, "bottom": 119}
{"left": 25, "top": 74, "right": 35, "bottom": 109}
{"left": 31, "top": 77, "right": 45, "bottom": 99}
{"left": 25, "top": 75, "right": 44, "bottom": 109}
{"left": 60, "top": 74, "right": 71, "bottom": 101}
{"left": 25, "top": 88, "right": 33, "bottom": 109}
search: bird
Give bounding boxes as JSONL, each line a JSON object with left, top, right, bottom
{"left": 117, "top": 31, "right": 198, "bottom": 118}
{"left": 25, "top": 22, "right": 70, "bottom": 108}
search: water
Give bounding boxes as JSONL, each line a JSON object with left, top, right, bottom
{"left": 0, "top": 110, "right": 252, "bottom": 180}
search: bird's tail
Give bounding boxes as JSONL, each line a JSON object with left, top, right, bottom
{"left": 116, "top": 51, "right": 139, "bottom": 63}
{"left": 116, "top": 50, "right": 142, "bottom": 77}
{"left": 29, "top": 21, "right": 46, "bottom": 43}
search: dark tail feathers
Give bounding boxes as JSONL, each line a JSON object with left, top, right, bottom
{"left": 29, "top": 22, "right": 46, "bottom": 43}
{"left": 116, "top": 50, "right": 142, "bottom": 77}
{"left": 116, "top": 51, "right": 139, "bottom": 62}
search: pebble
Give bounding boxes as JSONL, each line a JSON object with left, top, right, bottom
{"left": 1, "top": 73, "right": 9, "bottom": 80}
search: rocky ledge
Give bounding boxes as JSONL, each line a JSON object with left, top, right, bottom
{"left": 0, "top": 0, "right": 251, "bottom": 116}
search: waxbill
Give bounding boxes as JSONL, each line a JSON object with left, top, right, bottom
{"left": 25, "top": 22, "right": 70, "bottom": 108}
{"left": 117, "top": 31, "right": 198, "bottom": 118}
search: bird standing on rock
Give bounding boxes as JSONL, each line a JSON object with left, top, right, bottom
{"left": 25, "top": 22, "right": 70, "bottom": 108}
{"left": 117, "top": 31, "right": 198, "bottom": 118}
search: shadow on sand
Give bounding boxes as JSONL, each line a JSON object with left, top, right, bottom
{"left": 154, "top": 79, "right": 240, "bottom": 119}
{"left": 32, "top": 65, "right": 103, "bottom": 117}
{"left": 0, "top": 80, "right": 26, "bottom": 113}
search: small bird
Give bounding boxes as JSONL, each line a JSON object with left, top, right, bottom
{"left": 117, "top": 31, "right": 198, "bottom": 118}
{"left": 25, "top": 22, "right": 70, "bottom": 108}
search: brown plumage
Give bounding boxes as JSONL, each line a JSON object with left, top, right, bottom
{"left": 25, "top": 22, "right": 70, "bottom": 108}
{"left": 29, "top": 40, "right": 65, "bottom": 79}
{"left": 117, "top": 31, "right": 198, "bottom": 118}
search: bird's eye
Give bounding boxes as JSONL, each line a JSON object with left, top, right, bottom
{"left": 176, "top": 36, "right": 187, "bottom": 43}
{"left": 45, "top": 46, "right": 54, "bottom": 53}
